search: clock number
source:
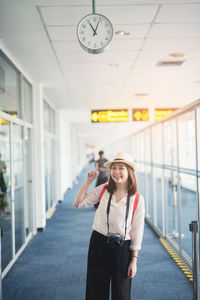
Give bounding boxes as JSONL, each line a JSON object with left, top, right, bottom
{"left": 94, "top": 43, "right": 97, "bottom": 48}
{"left": 87, "top": 42, "right": 91, "bottom": 46}
{"left": 82, "top": 37, "right": 86, "bottom": 41}
{"left": 81, "top": 31, "right": 84, "bottom": 35}
{"left": 105, "top": 36, "right": 108, "bottom": 41}
{"left": 82, "top": 25, "right": 86, "bottom": 29}
{"left": 101, "top": 41, "right": 104, "bottom": 46}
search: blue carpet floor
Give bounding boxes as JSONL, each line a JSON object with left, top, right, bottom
{"left": 3, "top": 164, "right": 193, "bottom": 300}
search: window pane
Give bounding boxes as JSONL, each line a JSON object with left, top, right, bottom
{"left": 164, "top": 119, "right": 177, "bottom": 166}
{"left": 153, "top": 167, "right": 163, "bottom": 232}
{"left": 178, "top": 111, "right": 195, "bottom": 170}
{"left": 180, "top": 173, "right": 197, "bottom": 257}
{"left": 24, "top": 128, "right": 33, "bottom": 236}
{"left": 43, "top": 100, "right": 51, "bottom": 132}
{"left": 152, "top": 124, "right": 163, "bottom": 164}
{"left": 146, "top": 165, "right": 152, "bottom": 219}
{"left": 0, "top": 118, "right": 13, "bottom": 270}
{"left": 44, "top": 136, "right": 55, "bottom": 211}
{"left": 13, "top": 124, "right": 25, "bottom": 253}
{"left": 144, "top": 129, "right": 151, "bottom": 163}
{"left": 51, "top": 108, "right": 56, "bottom": 134}
{"left": 23, "top": 78, "right": 32, "bottom": 123}
{"left": 165, "top": 170, "right": 179, "bottom": 246}
{"left": 0, "top": 52, "right": 20, "bottom": 117}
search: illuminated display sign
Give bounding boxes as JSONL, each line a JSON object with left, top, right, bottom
{"left": 91, "top": 109, "right": 128, "bottom": 123}
{"left": 132, "top": 109, "right": 149, "bottom": 121}
{"left": 0, "top": 118, "right": 9, "bottom": 124}
{"left": 155, "top": 108, "right": 178, "bottom": 121}
{"left": 0, "top": 113, "right": 16, "bottom": 124}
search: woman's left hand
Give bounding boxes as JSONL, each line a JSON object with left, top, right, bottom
{"left": 127, "top": 260, "right": 137, "bottom": 278}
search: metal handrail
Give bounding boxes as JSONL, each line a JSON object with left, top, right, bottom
{"left": 189, "top": 221, "right": 200, "bottom": 300}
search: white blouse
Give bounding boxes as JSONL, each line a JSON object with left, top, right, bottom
{"left": 78, "top": 183, "right": 145, "bottom": 251}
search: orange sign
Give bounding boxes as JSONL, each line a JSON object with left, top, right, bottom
{"left": 132, "top": 109, "right": 149, "bottom": 121}
{"left": 91, "top": 109, "right": 128, "bottom": 123}
{"left": 155, "top": 108, "right": 178, "bottom": 120}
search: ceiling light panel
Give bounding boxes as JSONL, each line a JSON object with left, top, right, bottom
{"left": 156, "top": 4, "right": 200, "bottom": 23}
{"left": 57, "top": 51, "right": 138, "bottom": 63}
{"left": 143, "top": 38, "right": 200, "bottom": 51}
{"left": 110, "top": 39, "right": 144, "bottom": 51}
{"left": 97, "top": 5, "right": 159, "bottom": 24}
{"left": 52, "top": 40, "right": 80, "bottom": 52}
{"left": 114, "top": 24, "right": 150, "bottom": 39}
{"left": 138, "top": 50, "right": 183, "bottom": 61}
{"left": 149, "top": 24, "right": 200, "bottom": 38}
{"left": 39, "top": 6, "right": 90, "bottom": 26}
{"left": 46, "top": 26, "right": 76, "bottom": 41}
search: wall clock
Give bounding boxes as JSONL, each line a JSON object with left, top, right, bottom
{"left": 77, "top": 13, "right": 113, "bottom": 54}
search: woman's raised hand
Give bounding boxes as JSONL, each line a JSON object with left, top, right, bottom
{"left": 87, "top": 163, "right": 98, "bottom": 184}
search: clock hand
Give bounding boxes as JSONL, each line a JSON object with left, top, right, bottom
{"left": 87, "top": 20, "right": 96, "bottom": 34}
{"left": 93, "top": 18, "right": 100, "bottom": 36}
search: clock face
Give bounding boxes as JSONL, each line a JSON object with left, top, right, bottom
{"left": 77, "top": 13, "right": 113, "bottom": 54}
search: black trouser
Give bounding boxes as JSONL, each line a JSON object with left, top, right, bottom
{"left": 0, "top": 173, "right": 7, "bottom": 193}
{"left": 86, "top": 231, "right": 132, "bottom": 300}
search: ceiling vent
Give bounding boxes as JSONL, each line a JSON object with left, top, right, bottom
{"left": 156, "top": 60, "right": 185, "bottom": 67}
{"left": 135, "top": 93, "right": 149, "bottom": 97}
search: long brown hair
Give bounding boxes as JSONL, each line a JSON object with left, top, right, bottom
{"left": 107, "top": 164, "right": 138, "bottom": 196}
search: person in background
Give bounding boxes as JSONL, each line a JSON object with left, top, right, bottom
{"left": 0, "top": 153, "right": 8, "bottom": 212}
{"left": 94, "top": 151, "right": 109, "bottom": 209}
{"left": 73, "top": 152, "right": 145, "bottom": 300}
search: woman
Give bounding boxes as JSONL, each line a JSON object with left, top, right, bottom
{"left": 73, "top": 152, "right": 145, "bottom": 300}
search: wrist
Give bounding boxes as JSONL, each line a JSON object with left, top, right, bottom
{"left": 131, "top": 255, "right": 138, "bottom": 261}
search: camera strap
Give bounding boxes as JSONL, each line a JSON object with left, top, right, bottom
{"left": 106, "top": 193, "right": 130, "bottom": 238}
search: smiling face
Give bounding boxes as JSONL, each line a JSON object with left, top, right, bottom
{"left": 110, "top": 162, "right": 129, "bottom": 185}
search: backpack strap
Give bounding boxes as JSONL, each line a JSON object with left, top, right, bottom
{"left": 131, "top": 193, "right": 140, "bottom": 223}
{"left": 99, "top": 184, "right": 108, "bottom": 200}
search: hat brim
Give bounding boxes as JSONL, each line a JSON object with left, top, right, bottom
{"left": 104, "top": 160, "right": 136, "bottom": 171}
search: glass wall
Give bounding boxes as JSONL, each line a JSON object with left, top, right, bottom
{"left": 177, "top": 111, "right": 197, "bottom": 257}
{"left": 0, "top": 50, "right": 34, "bottom": 273}
{"left": 13, "top": 124, "right": 25, "bottom": 253}
{"left": 132, "top": 101, "right": 200, "bottom": 268}
{"left": 164, "top": 170, "right": 179, "bottom": 245}
{"left": 0, "top": 118, "right": 12, "bottom": 270}
{"left": 24, "top": 128, "right": 33, "bottom": 237}
{"left": 23, "top": 78, "right": 32, "bottom": 124}
{"left": 43, "top": 100, "right": 56, "bottom": 212}
{"left": 0, "top": 51, "right": 20, "bottom": 117}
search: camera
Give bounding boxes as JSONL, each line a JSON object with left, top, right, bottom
{"left": 107, "top": 233, "right": 125, "bottom": 248}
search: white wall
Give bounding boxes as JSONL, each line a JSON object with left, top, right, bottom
{"left": 33, "top": 84, "right": 46, "bottom": 229}
{"left": 57, "top": 110, "right": 73, "bottom": 200}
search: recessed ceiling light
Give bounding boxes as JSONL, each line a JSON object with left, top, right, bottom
{"left": 194, "top": 80, "right": 200, "bottom": 83}
{"left": 156, "top": 60, "right": 185, "bottom": 67}
{"left": 169, "top": 52, "right": 185, "bottom": 58}
{"left": 109, "top": 63, "right": 120, "bottom": 67}
{"left": 115, "top": 30, "right": 131, "bottom": 36}
{"left": 106, "top": 82, "right": 113, "bottom": 86}
{"left": 135, "top": 93, "right": 149, "bottom": 97}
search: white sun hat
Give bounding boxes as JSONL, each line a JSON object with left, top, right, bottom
{"left": 104, "top": 152, "right": 136, "bottom": 171}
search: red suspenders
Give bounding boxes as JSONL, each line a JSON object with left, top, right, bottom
{"left": 99, "top": 184, "right": 140, "bottom": 222}
{"left": 99, "top": 184, "right": 108, "bottom": 200}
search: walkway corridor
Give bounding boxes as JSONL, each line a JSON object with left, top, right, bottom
{"left": 3, "top": 164, "right": 193, "bottom": 300}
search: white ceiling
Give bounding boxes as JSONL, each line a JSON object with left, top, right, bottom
{"left": 0, "top": 0, "right": 200, "bottom": 147}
